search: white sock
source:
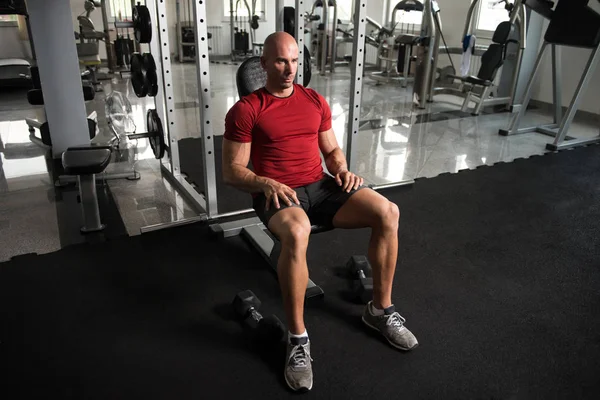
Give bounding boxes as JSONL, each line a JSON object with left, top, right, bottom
{"left": 288, "top": 330, "right": 308, "bottom": 342}
{"left": 369, "top": 302, "right": 385, "bottom": 316}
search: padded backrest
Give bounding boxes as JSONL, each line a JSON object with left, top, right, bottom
{"left": 236, "top": 57, "right": 267, "bottom": 98}
{"left": 492, "top": 21, "right": 514, "bottom": 44}
{"left": 236, "top": 48, "right": 312, "bottom": 98}
{"left": 477, "top": 43, "right": 504, "bottom": 81}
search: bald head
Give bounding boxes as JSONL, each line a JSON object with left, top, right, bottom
{"left": 262, "top": 32, "right": 298, "bottom": 60}
{"left": 260, "top": 32, "right": 299, "bottom": 95}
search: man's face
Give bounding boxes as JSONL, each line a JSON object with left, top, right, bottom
{"left": 261, "top": 41, "right": 298, "bottom": 90}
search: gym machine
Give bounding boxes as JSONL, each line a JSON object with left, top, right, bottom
{"left": 499, "top": 0, "right": 600, "bottom": 151}
{"left": 229, "top": 0, "right": 262, "bottom": 61}
{"left": 414, "top": 0, "right": 531, "bottom": 115}
{"left": 74, "top": 0, "right": 115, "bottom": 85}
{"left": 369, "top": 0, "right": 424, "bottom": 87}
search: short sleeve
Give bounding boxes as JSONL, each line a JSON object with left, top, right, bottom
{"left": 224, "top": 100, "right": 255, "bottom": 143}
{"left": 318, "top": 94, "right": 332, "bottom": 132}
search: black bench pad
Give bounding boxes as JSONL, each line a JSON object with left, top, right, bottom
{"left": 62, "top": 147, "right": 112, "bottom": 175}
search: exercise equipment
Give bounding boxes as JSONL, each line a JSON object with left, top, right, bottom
{"left": 61, "top": 146, "right": 113, "bottom": 233}
{"left": 130, "top": 52, "right": 158, "bottom": 97}
{"left": 133, "top": 3, "right": 152, "bottom": 43}
{"left": 105, "top": 91, "right": 166, "bottom": 159}
{"left": 346, "top": 255, "right": 373, "bottom": 304}
{"left": 370, "top": 0, "right": 424, "bottom": 86}
{"left": 413, "top": 0, "right": 529, "bottom": 115}
{"left": 232, "top": 290, "right": 286, "bottom": 342}
{"left": 499, "top": 0, "right": 600, "bottom": 151}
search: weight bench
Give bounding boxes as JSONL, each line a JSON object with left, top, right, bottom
{"left": 212, "top": 56, "right": 327, "bottom": 300}
{"left": 61, "top": 146, "right": 112, "bottom": 233}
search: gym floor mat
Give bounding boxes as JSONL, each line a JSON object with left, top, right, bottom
{"left": 1, "top": 145, "right": 599, "bottom": 399}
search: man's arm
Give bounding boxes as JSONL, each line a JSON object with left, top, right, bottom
{"left": 319, "top": 128, "right": 363, "bottom": 191}
{"left": 222, "top": 138, "right": 270, "bottom": 193}
{"left": 318, "top": 128, "right": 348, "bottom": 175}
{"left": 222, "top": 138, "right": 300, "bottom": 209}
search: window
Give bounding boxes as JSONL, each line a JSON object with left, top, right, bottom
{"left": 0, "top": 15, "right": 18, "bottom": 27}
{"left": 476, "top": 0, "right": 511, "bottom": 32}
{"left": 108, "top": 0, "right": 133, "bottom": 20}
{"left": 224, "top": 0, "right": 265, "bottom": 19}
{"left": 336, "top": 0, "right": 354, "bottom": 22}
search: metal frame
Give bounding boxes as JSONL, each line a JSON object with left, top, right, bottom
{"left": 147, "top": 0, "right": 209, "bottom": 217}
{"left": 345, "top": 0, "right": 367, "bottom": 170}
{"left": 500, "top": 41, "right": 600, "bottom": 151}
{"left": 418, "top": 0, "right": 529, "bottom": 115}
{"left": 296, "top": 0, "right": 304, "bottom": 85}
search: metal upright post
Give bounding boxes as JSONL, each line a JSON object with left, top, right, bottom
{"left": 346, "top": 0, "right": 367, "bottom": 171}
{"left": 549, "top": 45, "right": 600, "bottom": 150}
{"left": 320, "top": 2, "right": 329, "bottom": 75}
{"left": 295, "top": 0, "right": 305, "bottom": 85}
{"left": 100, "top": 0, "right": 114, "bottom": 73}
{"left": 230, "top": 0, "right": 236, "bottom": 60}
{"left": 499, "top": 42, "right": 549, "bottom": 136}
{"left": 551, "top": 44, "right": 563, "bottom": 125}
{"left": 331, "top": 1, "right": 338, "bottom": 73}
{"left": 194, "top": 0, "right": 218, "bottom": 218}
{"left": 149, "top": 0, "right": 176, "bottom": 173}
{"left": 276, "top": 0, "right": 284, "bottom": 32}
{"left": 176, "top": 0, "right": 184, "bottom": 62}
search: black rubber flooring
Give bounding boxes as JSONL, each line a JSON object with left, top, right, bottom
{"left": 1, "top": 144, "right": 599, "bottom": 399}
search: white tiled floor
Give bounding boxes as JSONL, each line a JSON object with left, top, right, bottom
{"left": 0, "top": 60, "right": 598, "bottom": 260}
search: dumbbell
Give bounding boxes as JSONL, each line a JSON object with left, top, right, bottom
{"left": 346, "top": 255, "right": 373, "bottom": 304}
{"left": 232, "top": 290, "right": 285, "bottom": 342}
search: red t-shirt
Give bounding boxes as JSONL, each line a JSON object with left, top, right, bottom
{"left": 224, "top": 84, "right": 332, "bottom": 189}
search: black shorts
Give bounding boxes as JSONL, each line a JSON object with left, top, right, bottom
{"left": 253, "top": 175, "right": 366, "bottom": 228}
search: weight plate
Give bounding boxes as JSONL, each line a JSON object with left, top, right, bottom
{"left": 142, "top": 52, "right": 156, "bottom": 72}
{"left": 146, "top": 68, "right": 158, "bottom": 97}
{"left": 130, "top": 53, "right": 148, "bottom": 97}
{"left": 133, "top": 5, "right": 152, "bottom": 44}
{"left": 146, "top": 109, "right": 165, "bottom": 159}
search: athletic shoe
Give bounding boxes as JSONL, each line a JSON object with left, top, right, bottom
{"left": 284, "top": 336, "right": 313, "bottom": 392}
{"left": 362, "top": 301, "right": 419, "bottom": 351}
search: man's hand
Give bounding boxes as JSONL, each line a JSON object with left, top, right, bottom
{"left": 261, "top": 178, "right": 300, "bottom": 211}
{"left": 335, "top": 170, "right": 364, "bottom": 192}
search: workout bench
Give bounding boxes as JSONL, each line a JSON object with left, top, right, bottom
{"left": 211, "top": 56, "right": 326, "bottom": 300}
{"left": 62, "top": 145, "right": 112, "bottom": 233}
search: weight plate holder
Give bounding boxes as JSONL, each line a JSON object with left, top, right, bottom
{"left": 127, "top": 109, "right": 166, "bottom": 159}
{"left": 133, "top": 4, "right": 152, "bottom": 44}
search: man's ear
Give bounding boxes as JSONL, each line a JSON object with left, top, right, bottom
{"left": 260, "top": 56, "right": 266, "bottom": 70}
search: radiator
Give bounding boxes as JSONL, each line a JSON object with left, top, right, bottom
{"left": 207, "top": 26, "right": 225, "bottom": 56}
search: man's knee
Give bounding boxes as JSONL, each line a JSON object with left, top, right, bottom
{"left": 280, "top": 220, "right": 311, "bottom": 247}
{"left": 374, "top": 200, "right": 400, "bottom": 230}
{"left": 268, "top": 209, "right": 311, "bottom": 247}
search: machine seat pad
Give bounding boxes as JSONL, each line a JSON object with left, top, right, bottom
{"left": 62, "top": 146, "right": 112, "bottom": 175}
{"left": 463, "top": 75, "right": 493, "bottom": 87}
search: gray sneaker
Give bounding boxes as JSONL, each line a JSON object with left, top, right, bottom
{"left": 284, "top": 336, "right": 313, "bottom": 392}
{"left": 362, "top": 301, "right": 419, "bottom": 351}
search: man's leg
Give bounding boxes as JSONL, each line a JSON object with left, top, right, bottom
{"left": 331, "top": 188, "right": 418, "bottom": 351}
{"left": 332, "top": 188, "right": 399, "bottom": 310}
{"left": 267, "top": 207, "right": 312, "bottom": 335}
{"left": 267, "top": 207, "right": 314, "bottom": 391}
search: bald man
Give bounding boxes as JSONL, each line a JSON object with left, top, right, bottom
{"left": 223, "top": 32, "right": 417, "bottom": 392}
